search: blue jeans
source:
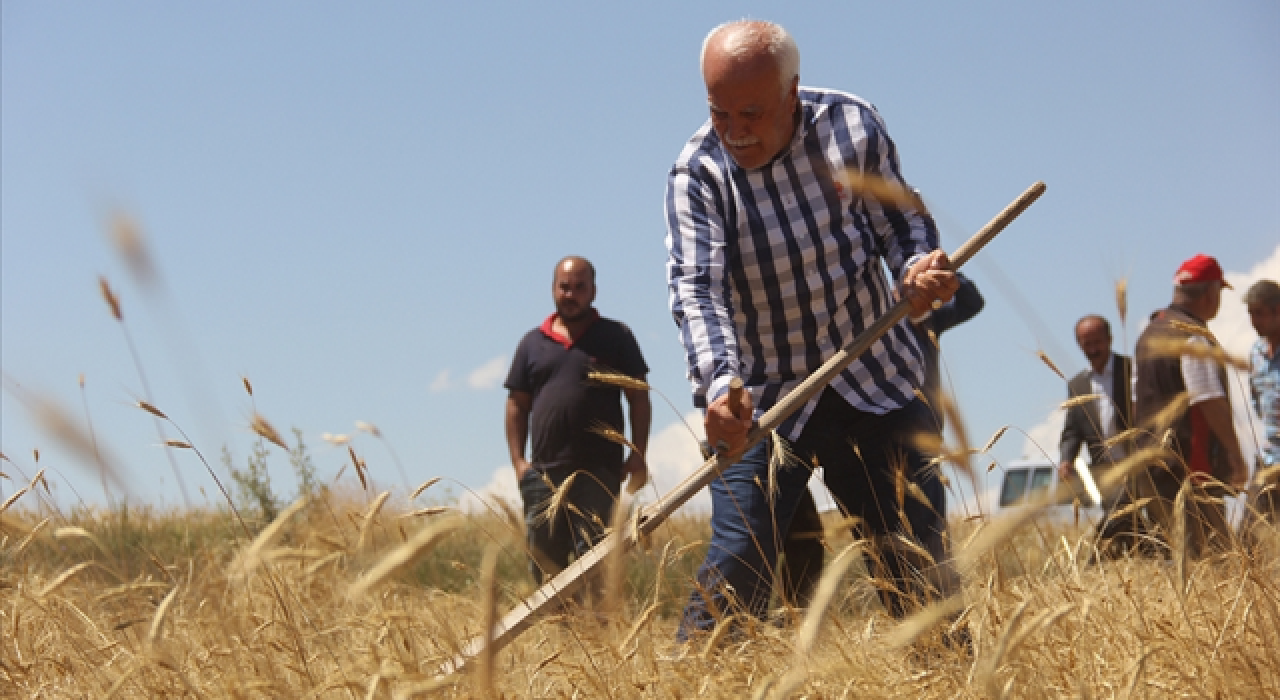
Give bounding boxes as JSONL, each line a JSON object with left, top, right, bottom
{"left": 678, "top": 390, "right": 947, "bottom": 639}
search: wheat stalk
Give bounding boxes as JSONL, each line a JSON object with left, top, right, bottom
{"left": 356, "top": 491, "right": 391, "bottom": 552}
{"left": 251, "top": 413, "right": 289, "bottom": 450}
{"left": 587, "top": 368, "right": 650, "bottom": 392}
{"left": 410, "top": 477, "right": 442, "bottom": 501}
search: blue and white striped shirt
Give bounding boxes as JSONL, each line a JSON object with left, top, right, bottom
{"left": 665, "top": 87, "right": 939, "bottom": 440}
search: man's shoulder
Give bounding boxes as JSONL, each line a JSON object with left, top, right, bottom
{"left": 592, "top": 316, "right": 639, "bottom": 341}
{"left": 671, "top": 122, "right": 723, "bottom": 176}
{"left": 799, "top": 87, "right": 881, "bottom": 127}
{"left": 1068, "top": 369, "right": 1091, "bottom": 392}
{"left": 799, "top": 86, "right": 873, "bottom": 110}
{"left": 512, "top": 324, "right": 550, "bottom": 353}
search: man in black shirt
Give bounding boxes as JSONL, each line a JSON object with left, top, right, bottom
{"left": 504, "top": 256, "right": 651, "bottom": 586}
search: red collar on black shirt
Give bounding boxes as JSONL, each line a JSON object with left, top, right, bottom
{"left": 539, "top": 309, "right": 600, "bottom": 349}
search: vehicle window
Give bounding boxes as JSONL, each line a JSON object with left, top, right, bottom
{"left": 999, "top": 469, "right": 1029, "bottom": 507}
{"left": 1030, "top": 468, "right": 1054, "bottom": 495}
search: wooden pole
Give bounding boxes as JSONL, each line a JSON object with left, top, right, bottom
{"left": 441, "top": 180, "right": 1047, "bottom": 674}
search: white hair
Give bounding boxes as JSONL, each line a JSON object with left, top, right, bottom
{"left": 700, "top": 19, "right": 800, "bottom": 92}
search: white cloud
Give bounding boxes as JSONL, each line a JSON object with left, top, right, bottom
{"left": 428, "top": 370, "right": 453, "bottom": 392}
{"left": 635, "top": 411, "right": 712, "bottom": 512}
{"left": 457, "top": 464, "right": 520, "bottom": 514}
{"left": 467, "top": 355, "right": 508, "bottom": 390}
{"left": 1020, "top": 406, "right": 1066, "bottom": 464}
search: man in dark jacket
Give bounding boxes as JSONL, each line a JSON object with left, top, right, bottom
{"left": 1133, "top": 254, "right": 1248, "bottom": 558}
{"left": 1057, "top": 314, "right": 1143, "bottom": 556}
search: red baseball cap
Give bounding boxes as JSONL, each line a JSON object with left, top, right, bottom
{"left": 1174, "top": 254, "right": 1232, "bottom": 289}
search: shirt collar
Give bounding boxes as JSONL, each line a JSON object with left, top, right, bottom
{"left": 1090, "top": 353, "right": 1114, "bottom": 379}
{"left": 539, "top": 309, "right": 599, "bottom": 349}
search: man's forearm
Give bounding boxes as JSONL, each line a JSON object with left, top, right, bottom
{"left": 625, "top": 388, "right": 651, "bottom": 456}
{"left": 504, "top": 398, "right": 531, "bottom": 470}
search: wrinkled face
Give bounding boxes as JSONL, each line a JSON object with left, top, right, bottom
{"left": 1075, "top": 319, "right": 1112, "bottom": 374}
{"left": 703, "top": 52, "right": 798, "bottom": 170}
{"left": 1248, "top": 302, "right": 1280, "bottom": 340}
{"left": 552, "top": 262, "right": 596, "bottom": 323}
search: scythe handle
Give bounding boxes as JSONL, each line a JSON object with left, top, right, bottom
{"left": 443, "top": 180, "right": 1046, "bottom": 675}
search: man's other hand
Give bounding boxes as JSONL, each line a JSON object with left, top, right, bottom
{"left": 705, "top": 389, "right": 753, "bottom": 457}
{"left": 512, "top": 456, "right": 532, "bottom": 482}
{"left": 1058, "top": 460, "right": 1075, "bottom": 482}
{"left": 623, "top": 452, "right": 649, "bottom": 493}
{"left": 903, "top": 250, "right": 959, "bottom": 316}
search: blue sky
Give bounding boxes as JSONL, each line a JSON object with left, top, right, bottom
{"left": 3, "top": 2, "right": 1277, "bottom": 515}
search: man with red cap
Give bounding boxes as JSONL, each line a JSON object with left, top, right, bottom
{"left": 1133, "top": 254, "right": 1248, "bottom": 557}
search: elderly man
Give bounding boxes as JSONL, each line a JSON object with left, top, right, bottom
{"left": 504, "top": 256, "right": 651, "bottom": 587}
{"left": 1057, "top": 315, "right": 1144, "bottom": 556}
{"left": 666, "top": 20, "right": 959, "bottom": 638}
{"left": 1133, "top": 254, "right": 1248, "bottom": 558}
{"left": 1243, "top": 280, "right": 1280, "bottom": 536}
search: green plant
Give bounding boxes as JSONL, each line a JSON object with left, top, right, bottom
{"left": 224, "top": 440, "right": 278, "bottom": 524}
{"left": 289, "top": 427, "right": 322, "bottom": 502}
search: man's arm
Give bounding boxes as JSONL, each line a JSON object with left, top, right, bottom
{"left": 1059, "top": 402, "right": 1085, "bottom": 481}
{"left": 505, "top": 390, "right": 533, "bottom": 481}
{"left": 666, "top": 167, "right": 752, "bottom": 453}
{"left": 851, "top": 104, "right": 948, "bottom": 296}
{"left": 622, "top": 387, "right": 652, "bottom": 491}
{"left": 1196, "top": 396, "right": 1248, "bottom": 489}
{"left": 1181, "top": 343, "right": 1247, "bottom": 487}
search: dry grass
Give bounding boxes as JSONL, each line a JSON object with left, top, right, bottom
{"left": 2, "top": 224, "right": 1275, "bottom": 697}
{"left": 1, "top": 484, "right": 1277, "bottom": 699}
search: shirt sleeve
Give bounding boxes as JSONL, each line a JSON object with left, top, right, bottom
{"left": 1181, "top": 337, "right": 1225, "bottom": 405}
{"left": 930, "top": 273, "right": 985, "bottom": 335}
{"left": 847, "top": 103, "right": 940, "bottom": 282}
{"left": 504, "top": 334, "right": 532, "bottom": 393}
{"left": 615, "top": 323, "right": 649, "bottom": 379}
{"left": 665, "top": 164, "right": 740, "bottom": 407}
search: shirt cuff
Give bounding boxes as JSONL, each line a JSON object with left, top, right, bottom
{"left": 706, "top": 374, "right": 739, "bottom": 406}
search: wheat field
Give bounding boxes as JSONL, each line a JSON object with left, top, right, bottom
{"left": 2, "top": 474, "right": 1277, "bottom": 699}
{"left": 3, "top": 267, "right": 1276, "bottom": 698}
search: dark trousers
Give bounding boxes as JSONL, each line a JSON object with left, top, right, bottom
{"left": 518, "top": 465, "right": 621, "bottom": 585}
{"left": 780, "top": 459, "right": 949, "bottom": 608}
{"left": 679, "top": 391, "right": 954, "bottom": 639}
{"left": 1060, "top": 462, "right": 1149, "bottom": 557}
{"left": 1133, "top": 462, "right": 1232, "bottom": 559}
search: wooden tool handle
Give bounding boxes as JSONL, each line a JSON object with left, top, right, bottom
{"left": 727, "top": 378, "right": 747, "bottom": 420}
{"left": 439, "top": 180, "right": 1047, "bottom": 677}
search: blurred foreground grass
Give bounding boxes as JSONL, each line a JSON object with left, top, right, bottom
{"left": 2, "top": 491, "right": 1277, "bottom": 698}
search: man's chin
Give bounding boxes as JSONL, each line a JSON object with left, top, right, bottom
{"left": 728, "top": 147, "right": 765, "bottom": 169}
{"left": 558, "top": 307, "right": 589, "bottom": 322}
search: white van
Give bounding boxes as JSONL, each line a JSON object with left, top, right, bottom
{"left": 997, "top": 458, "right": 1105, "bottom": 518}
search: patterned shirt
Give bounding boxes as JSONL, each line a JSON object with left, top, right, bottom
{"left": 1251, "top": 338, "right": 1280, "bottom": 465}
{"left": 665, "top": 87, "right": 938, "bottom": 440}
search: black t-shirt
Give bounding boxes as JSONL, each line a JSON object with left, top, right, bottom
{"left": 505, "top": 313, "right": 648, "bottom": 472}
